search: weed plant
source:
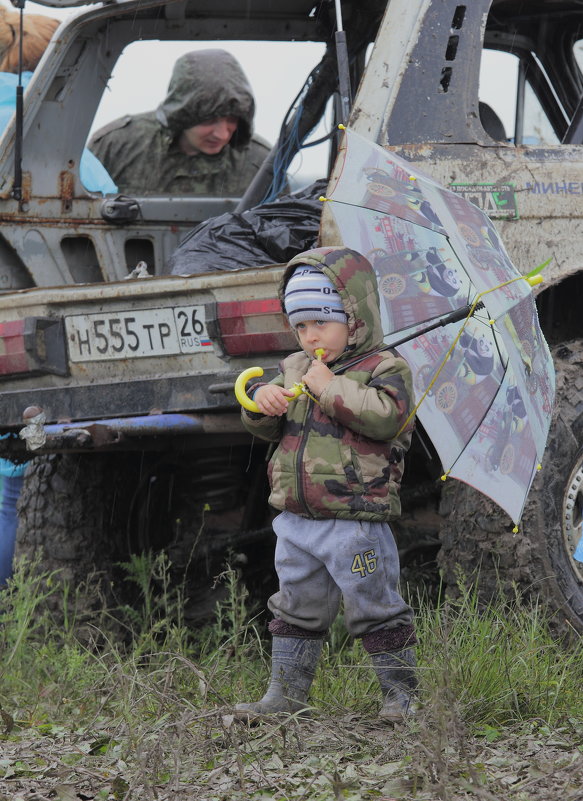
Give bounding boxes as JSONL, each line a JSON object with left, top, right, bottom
{"left": 0, "top": 556, "right": 581, "bottom": 800}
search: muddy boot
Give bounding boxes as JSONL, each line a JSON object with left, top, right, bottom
{"left": 362, "top": 625, "right": 418, "bottom": 723}
{"left": 234, "top": 635, "right": 323, "bottom": 721}
{"left": 370, "top": 647, "right": 418, "bottom": 723}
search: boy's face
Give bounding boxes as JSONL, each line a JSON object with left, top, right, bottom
{"left": 295, "top": 320, "right": 349, "bottom": 363}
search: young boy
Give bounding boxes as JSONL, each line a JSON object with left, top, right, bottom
{"left": 235, "top": 246, "right": 417, "bottom": 722}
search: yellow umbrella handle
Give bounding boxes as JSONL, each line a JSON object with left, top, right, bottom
{"left": 234, "top": 367, "right": 264, "bottom": 412}
{"left": 235, "top": 349, "right": 325, "bottom": 413}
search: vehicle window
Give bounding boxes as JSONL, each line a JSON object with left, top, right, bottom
{"left": 480, "top": 48, "right": 560, "bottom": 146}
{"left": 522, "top": 80, "right": 559, "bottom": 146}
{"left": 88, "top": 40, "right": 330, "bottom": 194}
{"left": 479, "top": 50, "right": 517, "bottom": 141}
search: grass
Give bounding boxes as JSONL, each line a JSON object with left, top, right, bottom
{"left": 0, "top": 556, "right": 581, "bottom": 800}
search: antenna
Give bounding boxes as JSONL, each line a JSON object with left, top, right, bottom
{"left": 11, "top": 0, "right": 25, "bottom": 206}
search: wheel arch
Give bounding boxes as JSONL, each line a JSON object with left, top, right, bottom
{"left": 536, "top": 269, "right": 583, "bottom": 348}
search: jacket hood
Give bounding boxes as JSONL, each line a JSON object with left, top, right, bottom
{"left": 157, "top": 49, "right": 255, "bottom": 147}
{"left": 280, "top": 246, "right": 385, "bottom": 360}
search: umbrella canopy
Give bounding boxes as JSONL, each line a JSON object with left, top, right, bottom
{"left": 323, "top": 128, "right": 555, "bottom": 524}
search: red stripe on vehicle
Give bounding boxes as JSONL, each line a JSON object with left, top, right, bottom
{"left": 216, "top": 299, "right": 296, "bottom": 355}
{"left": 0, "top": 319, "right": 29, "bottom": 374}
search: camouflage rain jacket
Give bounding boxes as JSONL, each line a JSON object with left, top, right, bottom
{"left": 242, "top": 247, "right": 415, "bottom": 522}
{"left": 89, "top": 50, "right": 271, "bottom": 196}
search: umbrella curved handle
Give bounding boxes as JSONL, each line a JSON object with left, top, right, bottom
{"left": 235, "top": 371, "right": 307, "bottom": 412}
{"left": 234, "top": 367, "right": 264, "bottom": 413}
{"left": 235, "top": 349, "right": 325, "bottom": 413}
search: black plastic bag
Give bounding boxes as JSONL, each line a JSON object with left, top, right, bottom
{"left": 165, "top": 180, "right": 327, "bottom": 275}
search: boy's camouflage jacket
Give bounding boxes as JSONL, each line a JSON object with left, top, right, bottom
{"left": 242, "top": 246, "right": 415, "bottom": 522}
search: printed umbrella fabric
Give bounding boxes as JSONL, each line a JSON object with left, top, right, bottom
{"left": 324, "top": 128, "right": 555, "bottom": 524}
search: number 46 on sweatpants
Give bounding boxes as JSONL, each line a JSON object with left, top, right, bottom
{"left": 351, "top": 549, "right": 377, "bottom": 577}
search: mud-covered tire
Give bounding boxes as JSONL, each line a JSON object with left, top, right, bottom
{"left": 437, "top": 340, "right": 583, "bottom": 637}
{"left": 16, "top": 453, "right": 133, "bottom": 626}
{"left": 17, "top": 453, "right": 129, "bottom": 576}
{"left": 15, "top": 448, "right": 276, "bottom": 630}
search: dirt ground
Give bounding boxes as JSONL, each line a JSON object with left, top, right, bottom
{"left": 0, "top": 707, "right": 581, "bottom": 800}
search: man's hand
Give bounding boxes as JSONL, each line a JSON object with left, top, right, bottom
{"left": 254, "top": 385, "right": 296, "bottom": 416}
{"left": 302, "top": 360, "right": 335, "bottom": 397}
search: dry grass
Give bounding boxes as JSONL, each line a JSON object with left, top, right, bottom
{"left": 0, "top": 557, "right": 581, "bottom": 800}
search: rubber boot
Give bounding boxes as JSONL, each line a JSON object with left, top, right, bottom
{"left": 234, "top": 635, "right": 323, "bottom": 720}
{"left": 370, "top": 646, "right": 418, "bottom": 723}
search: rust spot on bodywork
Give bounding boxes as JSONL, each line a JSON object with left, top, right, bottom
{"left": 59, "top": 170, "right": 75, "bottom": 212}
{"left": 21, "top": 172, "right": 32, "bottom": 204}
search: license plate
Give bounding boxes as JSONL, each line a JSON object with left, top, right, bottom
{"left": 65, "top": 306, "right": 212, "bottom": 362}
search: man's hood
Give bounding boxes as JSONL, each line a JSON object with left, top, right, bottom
{"left": 280, "top": 246, "right": 385, "bottom": 361}
{"left": 157, "top": 49, "right": 255, "bottom": 147}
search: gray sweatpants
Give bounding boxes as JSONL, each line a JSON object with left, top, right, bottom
{"left": 268, "top": 510, "right": 413, "bottom": 636}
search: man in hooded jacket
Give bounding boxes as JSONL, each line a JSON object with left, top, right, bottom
{"left": 89, "top": 49, "right": 271, "bottom": 196}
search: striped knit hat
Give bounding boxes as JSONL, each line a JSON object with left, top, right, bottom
{"left": 283, "top": 264, "right": 347, "bottom": 328}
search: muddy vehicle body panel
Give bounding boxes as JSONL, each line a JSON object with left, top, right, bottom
{"left": 0, "top": 267, "right": 290, "bottom": 427}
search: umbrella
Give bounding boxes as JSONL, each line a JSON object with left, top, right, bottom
{"left": 321, "top": 127, "right": 555, "bottom": 526}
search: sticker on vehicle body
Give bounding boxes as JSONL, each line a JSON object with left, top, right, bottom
{"left": 449, "top": 183, "right": 518, "bottom": 220}
{"left": 65, "top": 305, "right": 212, "bottom": 362}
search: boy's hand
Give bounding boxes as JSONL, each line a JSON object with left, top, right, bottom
{"left": 254, "top": 385, "right": 296, "bottom": 416}
{"left": 302, "top": 360, "right": 335, "bottom": 397}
